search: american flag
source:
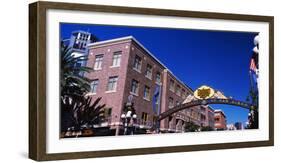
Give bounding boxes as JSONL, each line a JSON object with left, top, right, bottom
{"left": 250, "top": 58, "right": 257, "bottom": 74}
{"left": 250, "top": 57, "right": 258, "bottom": 90}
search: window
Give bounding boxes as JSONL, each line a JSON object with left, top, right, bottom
{"left": 215, "top": 118, "right": 220, "bottom": 122}
{"left": 74, "top": 62, "right": 82, "bottom": 68}
{"left": 145, "top": 64, "right": 152, "bottom": 79}
{"left": 176, "top": 85, "right": 181, "bottom": 96}
{"left": 90, "top": 79, "right": 99, "bottom": 93}
{"left": 104, "top": 108, "right": 112, "bottom": 118}
{"left": 112, "top": 51, "right": 122, "bottom": 67}
{"left": 201, "top": 114, "right": 206, "bottom": 121}
{"left": 143, "top": 85, "right": 151, "bottom": 100}
{"left": 107, "top": 108, "right": 112, "bottom": 116}
{"left": 168, "top": 116, "right": 173, "bottom": 122}
{"left": 190, "top": 109, "right": 194, "bottom": 117}
{"left": 186, "top": 92, "right": 190, "bottom": 98}
{"left": 74, "top": 40, "right": 80, "bottom": 49}
{"left": 168, "top": 97, "right": 174, "bottom": 108}
{"left": 169, "top": 79, "right": 175, "bottom": 92}
{"left": 94, "top": 54, "right": 103, "bottom": 70}
{"left": 156, "top": 72, "right": 161, "bottom": 84}
{"left": 133, "top": 55, "right": 142, "bottom": 72}
{"left": 106, "top": 76, "right": 118, "bottom": 91}
{"left": 130, "top": 79, "right": 139, "bottom": 95}
{"left": 141, "top": 112, "right": 148, "bottom": 121}
{"left": 200, "top": 107, "right": 206, "bottom": 112}
{"left": 197, "top": 113, "right": 201, "bottom": 120}
{"left": 182, "top": 89, "right": 186, "bottom": 99}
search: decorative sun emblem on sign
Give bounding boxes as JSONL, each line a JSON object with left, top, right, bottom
{"left": 194, "top": 85, "right": 215, "bottom": 100}
{"left": 198, "top": 88, "right": 210, "bottom": 99}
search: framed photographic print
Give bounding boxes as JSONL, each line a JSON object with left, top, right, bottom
{"left": 29, "top": 1, "right": 274, "bottom": 161}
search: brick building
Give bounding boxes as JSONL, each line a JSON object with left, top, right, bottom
{"left": 214, "top": 109, "right": 227, "bottom": 130}
{"left": 85, "top": 36, "right": 214, "bottom": 135}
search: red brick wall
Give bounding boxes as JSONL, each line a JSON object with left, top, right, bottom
{"left": 214, "top": 111, "right": 227, "bottom": 130}
{"left": 160, "top": 70, "right": 193, "bottom": 131}
{"left": 123, "top": 42, "right": 165, "bottom": 127}
{"left": 85, "top": 40, "right": 132, "bottom": 127}
{"left": 85, "top": 37, "right": 206, "bottom": 133}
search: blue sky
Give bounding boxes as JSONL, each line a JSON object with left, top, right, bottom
{"left": 61, "top": 23, "right": 257, "bottom": 125}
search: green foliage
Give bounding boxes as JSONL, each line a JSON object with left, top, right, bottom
{"left": 60, "top": 41, "right": 106, "bottom": 134}
{"left": 201, "top": 126, "right": 214, "bottom": 131}
{"left": 61, "top": 96, "right": 105, "bottom": 132}
{"left": 60, "top": 41, "right": 93, "bottom": 99}
{"left": 184, "top": 121, "right": 200, "bottom": 132}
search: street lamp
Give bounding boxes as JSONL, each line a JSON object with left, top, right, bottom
{"left": 121, "top": 95, "right": 137, "bottom": 135}
{"left": 121, "top": 110, "right": 137, "bottom": 135}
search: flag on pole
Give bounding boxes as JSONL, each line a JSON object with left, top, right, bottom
{"left": 249, "top": 56, "right": 258, "bottom": 91}
{"left": 152, "top": 84, "right": 160, "bottom": 114}
{"left": 250, "top": 58, "right": 258, "bottom": 82}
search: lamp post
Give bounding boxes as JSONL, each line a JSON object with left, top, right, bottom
{"left": 121, "top": 108, "right": 137, "bottom": 135}
{"left": 121, "top": 95, "right": 137, "bottom": 135}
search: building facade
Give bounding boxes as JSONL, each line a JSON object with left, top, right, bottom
{"left": 68, "top": 30, "right": 97, "bottom": 53}
{"left": 214, "top": 109, "right": 227, "bottom": 130}
{"left": 85, "top": 36, "right": 214, "bottom": 135}
{"left": 63, "top": 30, "right": 97, "bottom": 67}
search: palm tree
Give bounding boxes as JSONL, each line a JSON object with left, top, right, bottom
{"left": 60, "top": 41, "right": 106, "bottom": 136}
{"left": 76, "top": 97, "right": 106, "bottom": 128}
{"left": 60, "top": 41, "right": 92, "bottom": 100}
{"left": 61, "top": 96, "right": 105, "bottom": 135}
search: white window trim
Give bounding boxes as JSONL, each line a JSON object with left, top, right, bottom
{"left": 130, "top": 91, "right": 139, "bottom": 96}
{"left": 133, "top": 56, "right": 142, "bottom": 73}
{"left": 145, "top": 74, "right": 152, "bottom": 80}
{"left": 90, "top": 80, "right": 99, "bottom": 94}
{"left": 130, "top": 80, "right": 139, "bottom": 95}
{"left": 143, "top": 97, "right": 151, "bottom": 101}
{"left": 168, "top": 98, "right": 174, "bottom": 108}
{"left": 94, "top": 54, "right": 104, "bottom": 70}
{"left": 145, "top": 65, "right": 153, "bottom": 80}
{"left": 133, "top": 67, "right": 141, "bottom": 73}
{"left": 143, "top": 86, "right": 151, "bottom": 101}
{"left": 106, "top": 77, "right": 118, "bottom": 92}
{"left": 110, "top": 65, "right": 120, "bottom": 68}
{"left": 93, "top": 67, "right": 102, "bottom": 71}
{"left": 111, "top": 55, "right": 121, "bottom": 67}
{"left": 105, "top": 90, "right": 117, "bottom": 93}
{"left": 169, "top": 81, "right": 175, "bottom": 92}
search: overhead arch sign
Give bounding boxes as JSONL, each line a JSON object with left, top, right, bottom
{"left": 157, "top": 85, "right": 257, "bottom": 121}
